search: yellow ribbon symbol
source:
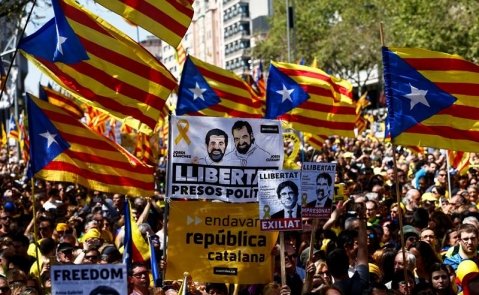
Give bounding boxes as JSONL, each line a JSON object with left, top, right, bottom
{"left": 263, "top": 205, "right": 271, "bottom": 219}
{"left": 175, "top": 119, "right": 191, "bottom": 145}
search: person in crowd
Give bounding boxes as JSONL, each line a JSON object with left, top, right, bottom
{"left": 128, "top": 262, "right": 151, "bottom": 295}
{"left": 443, "top": 223, "right": 479, "bottom": 270}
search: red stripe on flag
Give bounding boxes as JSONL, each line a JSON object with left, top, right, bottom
{"left": 280, "top": 114, "right": 357, "bottom": 131}
{"left": 402, "top": 58, "right": 479, "bottom": 73}
{"left": 40, "top": 61, "right": 157, "bottom": 128}
{"left": 78, "top": 37, "right": 177, "bottom": 90}
{"left": 407, "top": 124, "right": 479, "bottom": 141}
{"left": 278, "top": 67, "right": 352, "bottom": 98}
{"left": 44, "top": 159, "right": 153, "bottom": 190}
{"left": 121, "top": 0, "right": 191, "bottom": 34}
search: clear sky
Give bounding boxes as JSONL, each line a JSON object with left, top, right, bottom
{"left": 24, "top": 0, "right": 150, "bottom": 96}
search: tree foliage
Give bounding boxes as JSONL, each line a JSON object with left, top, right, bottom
{"left": 254, "top": 0, "right": 479, "bottom": 89}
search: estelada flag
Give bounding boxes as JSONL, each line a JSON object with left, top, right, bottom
{"left": 95, "top": 0, "right": 194, "bottom": 48}
{"left": 18, "top": 0, "right": 177, "bottom": 135}
{"left": 266, "top": 62, "right": 356, "bottom": 138}
{"left": 176, "top": 55, "right": 264, "bottom": 118}
{"left": 26, "top": 93, "right": 154, "bottom": 197}
{"left": 383, "top": 47, "right": 479, "bottom": 152}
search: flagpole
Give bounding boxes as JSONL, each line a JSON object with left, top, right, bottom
{"left": 161, "top": 114, "right": 173, "bottom": 284}
{"left": 285, "top": 0, "right": 291, "bottom": 62}
{"left": 279, "top": 232, "right": 286, "bottom": 286}
{"left": 301, "top": 219, "right": 318, "bottom": 294}
{"left": 380, "top": 22, "right": 410, "bottom": 295}
{"left": 446, "top": 150, "right": 452, "bottom": 200}
{"left": 31, "top": 178, "right": 44, "bottom": 289}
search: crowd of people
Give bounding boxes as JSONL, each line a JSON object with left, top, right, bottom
{"left": 0, "top": 126, "right": 479, "bottom": 295}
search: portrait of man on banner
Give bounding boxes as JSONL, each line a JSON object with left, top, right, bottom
{"left": 226, "top": 120, "right": 271, "bottom": 166}
{"left": 198, "top": 128, "right": 229, "bottom": 165}
{"left": 258, "top": 170, "right": 302, "bottom": 231}
{"left": 307, "top": 172, "right": 334, "bottom": 208}
{"left": 301, "top": 162, "right": 336, "bottom": 219}
{"left": 271, "top": 180, "right": 301, "bottom": 219}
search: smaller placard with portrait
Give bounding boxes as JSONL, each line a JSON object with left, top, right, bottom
{"left": 301, "top": 162, "right": 336, "bottom": 219}
{"left": 258, "top": 170, "right": 302, "bottom": 231}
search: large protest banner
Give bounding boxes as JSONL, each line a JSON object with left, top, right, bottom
{"left": 51, "top": 264, "right": 127, "bottom": 295}
{"left": 166, "top": 201, "right": 278, "bottom": 284}
{"left": 169, "top": 116, "right": 284, "bottom": 202}
{"left": 301, "top": 162, "right": 337, "bottom": 219}
{"left": 258, "top": 170, "right": 302, "bottom": 231}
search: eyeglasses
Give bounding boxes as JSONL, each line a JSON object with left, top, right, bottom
{"left": 132, "top": 271, "right": 148, "bottom": 278}
{"left": 0, "top": 286, "right": 10, "bottom": 293}
{"left": 60, "top": 250, "right": 73, "bottom": 255}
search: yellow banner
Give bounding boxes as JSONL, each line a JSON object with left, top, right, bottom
{"left": 166, "top": 201, "right": 278, "bottom": 284}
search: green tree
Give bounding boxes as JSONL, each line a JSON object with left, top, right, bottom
{"left": 254, "top": 0, "right": 479, "bottom": 90}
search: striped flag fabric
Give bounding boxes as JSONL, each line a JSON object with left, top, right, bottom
{"left": 176, "top": 43, "right": 187, "bottom": 69}
{"left": 1, "top": 122, "right": 6, "bottom": 146}
{"left": 448, "top": 150, "right": 470, "bottom": 175}
{"left": 265, "top": 62, "right": 356, "bottom": 138}
{"left": 94, "top": 0, "right": 194, "bottom": 48}
{"left": 8, "top": 114, "right": 19, "bottom": 141}
{"left": 383, "top": 47, "right": 479, "bottom": 152}
{"left": 305, "top": 134, "right": 327, "bottom": 150}
{"left": 18, "top": 0, "right": 177, "bottom": 135}
{"left": 176, "top": 55, "right": 264, "bottom": 118}
{"left": 26, "top": 94, "right": 155, "bottom": 197}
{"left": 85, "top": 107, "right": 110, "bottom": 136}
{"left": 41, "top": 86, "right": 84, "bottom": 119}
{"left": 18, "top": 112, "right": 30, "bottom": 163}
{"left": 134, "top": 133, "right": 157, "bottom": 166}
{"left": 122, "top": 199, "right": 150, "bottom": 269}
{"left": 254, "top": 60, "right": 266, "bottom": 98}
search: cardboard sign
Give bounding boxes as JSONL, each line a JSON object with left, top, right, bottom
{"left": 165, "top": 201, "right": 278, "bottom": 284}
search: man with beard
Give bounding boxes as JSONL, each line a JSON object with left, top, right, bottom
{"left": 199, "top": 128, "right": 228, "bottom": 165}
{"left": 308, "top": 172, "right": 333, "bottom": 208}
{"left": 443, "top": 223, "right": 479, "bottom": 271}
{"left": 227, "top": 120, "right": 270, "bottom": 166}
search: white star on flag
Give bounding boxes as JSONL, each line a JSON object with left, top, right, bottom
{"left": 404, "top": 84, "right": 429, "bottom": 110}
{"left": 276, "top": 84, "right": 295, "bottom": 103}
{"left": 39, "top": 131, "right": 58, "bottom": 148}
{"left": 189, "top": 82, "right": 207, "bottom": 101}
{"left": 55, "top": 27, "right": 68, "bottom": 55}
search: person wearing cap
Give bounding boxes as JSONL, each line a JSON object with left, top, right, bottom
{"left": 56, "top": 242, "right": 74, "bottom": 264}
{"left": 100, "top": 245, "right": 121, "bottom": 264}
{"left": 74, "top": 228, "right": 103, "bottom": 264}
{"left": 422, "top": 192, "right": 438, "bottom": 214}
{"left": 444, "top": 223, "right": 479, "bottom": 271}
{"left": 402, "top": 225, "right": 420, "bottom": 249}
{"left": 53, "top": 222, "right": 71, "bottom": 242}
